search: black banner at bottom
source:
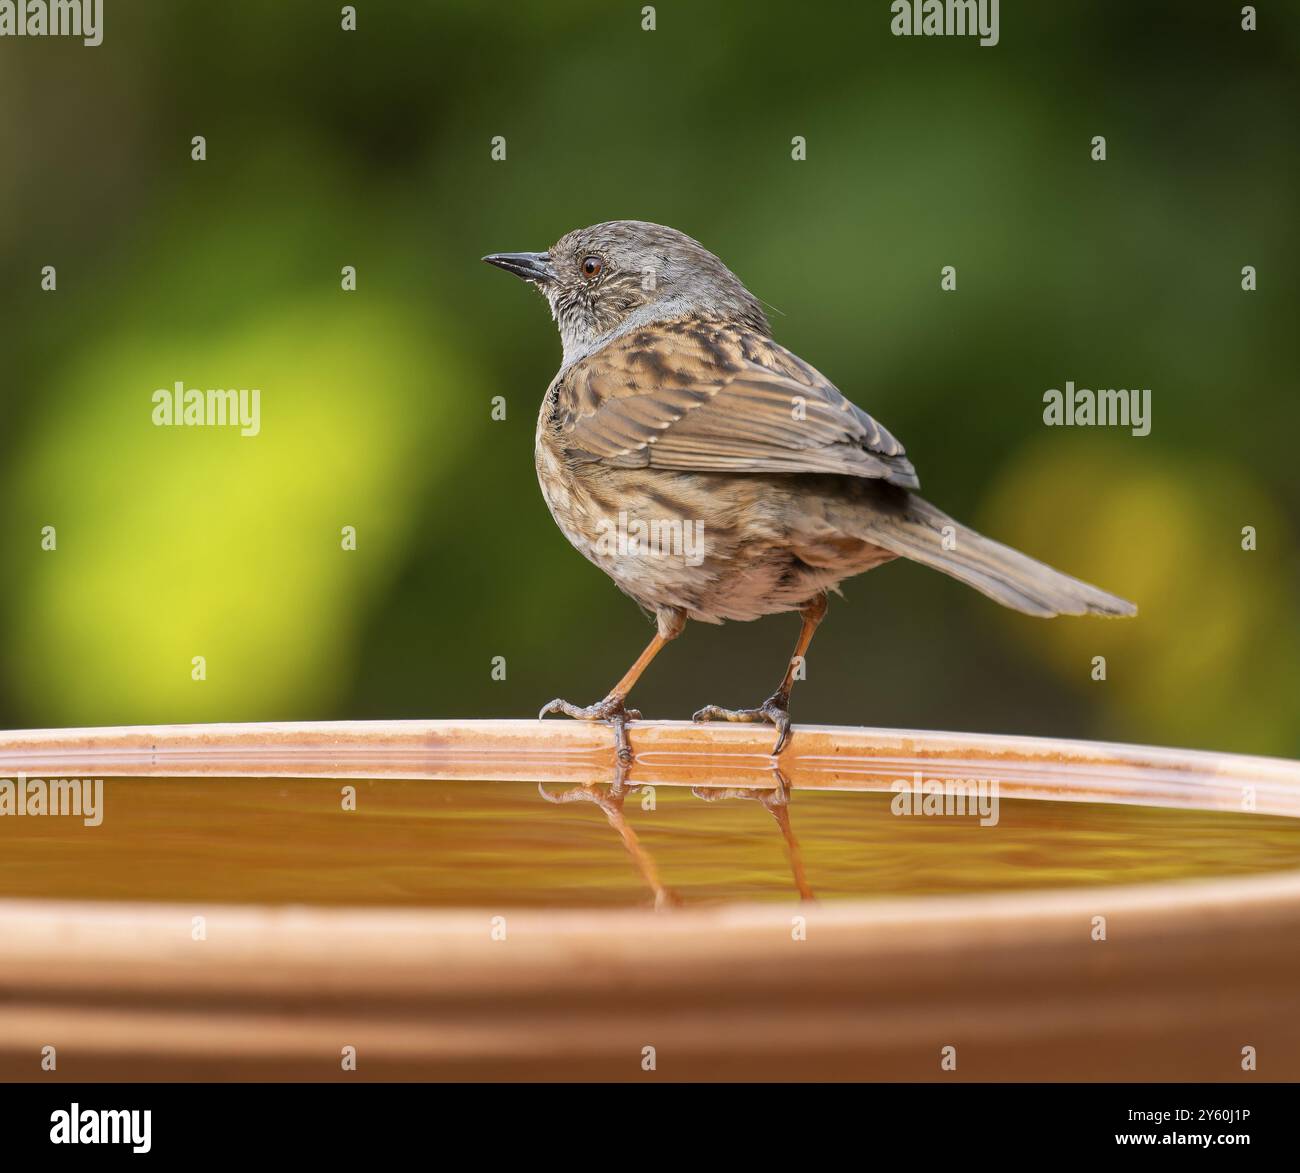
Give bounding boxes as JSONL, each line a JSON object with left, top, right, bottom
{"left": 1, "top": 1080, "right": 1291, "bottom": 1160}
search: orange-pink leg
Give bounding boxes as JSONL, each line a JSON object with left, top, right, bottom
{"left": 693, "top": 593, "right": 828, "bottom": 755}
{"left": 539, "top": 614, "right": 683, "bottom": 762}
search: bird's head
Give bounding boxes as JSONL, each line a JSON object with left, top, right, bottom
{"left": 483, "top": 220, "right": 770, "bottom": 364}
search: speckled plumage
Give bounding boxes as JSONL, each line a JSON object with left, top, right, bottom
{"left": 486, "top": 221, "right": 1136, "bottom": 757}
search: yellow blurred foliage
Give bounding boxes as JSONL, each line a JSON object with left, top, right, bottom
{"left": 4, "top": 298, "right": 452, "bottom": 724}
{"left": 981, "top": 439, "right": 1297, "bottom": 755}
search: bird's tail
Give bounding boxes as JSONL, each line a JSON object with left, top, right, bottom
{"left": 850, "top": 493, "right": 1137, "bottom": 619}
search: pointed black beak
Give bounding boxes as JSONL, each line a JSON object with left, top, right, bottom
{"left": 482, "top": 251, "right": 554, "bottom": 283}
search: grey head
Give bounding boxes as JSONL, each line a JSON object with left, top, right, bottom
{"left": 483, "top": 220, "right": 770, "bottom": 366}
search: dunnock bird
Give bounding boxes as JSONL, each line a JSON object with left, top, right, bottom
{"left": 484, "top": 221, "right": 1135, "bottom": 761}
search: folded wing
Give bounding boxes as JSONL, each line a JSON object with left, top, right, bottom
{"left": 547, "top": 321, "right": 920, "bottom": 490}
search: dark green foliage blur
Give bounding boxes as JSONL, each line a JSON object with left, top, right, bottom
{"left": 1, "top": 1, "right": 1296, "bottom": 754}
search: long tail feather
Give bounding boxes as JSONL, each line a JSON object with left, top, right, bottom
{"left": 852, "top": 494, "right": 1137, "bottom": 619}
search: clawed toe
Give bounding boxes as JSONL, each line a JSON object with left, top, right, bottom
{"left": 693, "top": 695, "right": 792, "bottom": 756}
{"left": 538, "top": 695, "right": 639, "bottom": 763}
{"left": 691, "top": 768, "right": 790, "bottom": 811}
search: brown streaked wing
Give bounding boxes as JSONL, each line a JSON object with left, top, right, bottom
{"left": 549, "top": 322, "right": 919, "bottom": 490}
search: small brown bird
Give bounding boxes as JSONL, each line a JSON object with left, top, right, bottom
{"left": 484, "top": 221, "right": 1135, "bottom": 761}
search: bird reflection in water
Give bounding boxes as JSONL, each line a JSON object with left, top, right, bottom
{"left": 690, "top": 771, "right": 814, "bottom": 902}
{"left": 538, "top": 762, "right": 813, "bottom": 907}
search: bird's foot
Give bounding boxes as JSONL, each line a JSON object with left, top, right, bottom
{"left": 692, "top": 692, "right": 792, "bottom": 756}
{"left": 538, "top": 759, "right": 634, "bottom": 803}
{"left": 691, "top": 768, "right": 790, "bottom": 813}
{"left": 538, "top": 695, "right": 642, "bottom": 764}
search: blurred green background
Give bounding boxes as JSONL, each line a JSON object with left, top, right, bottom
{"left": 0, "top": 1, "right": 1296, "bottom": 755}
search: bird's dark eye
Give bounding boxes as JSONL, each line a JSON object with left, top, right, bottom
{"left": 581, "top": 255, "right": 603, "bottom": 279}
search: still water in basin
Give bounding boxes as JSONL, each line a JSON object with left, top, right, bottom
{"left": 2, "top": 775, "right": 1298, "bottom": 908}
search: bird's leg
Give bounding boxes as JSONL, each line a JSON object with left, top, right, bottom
{"left": 539, "top": 610, "right": 684, "bottom": 764}
{"left": 693, "top": 592, "right": 828, "bottom": 756}
{"left": 691, "top": 768, "right": 814, "bottom": 901}
{"left": 538, "top": 762, "right": 680, "bottom": 910}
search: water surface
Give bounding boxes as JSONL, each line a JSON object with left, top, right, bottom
{"left": 2, "top": 776, "right": 1298, "bottom": 908}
